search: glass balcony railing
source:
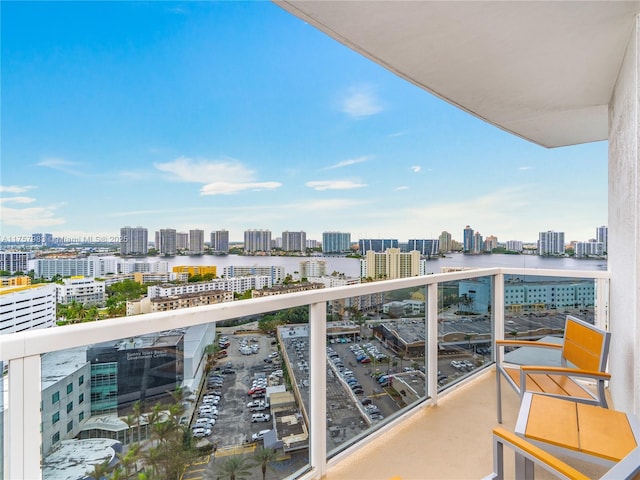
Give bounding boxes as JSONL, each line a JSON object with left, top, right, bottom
{"left": 0, "top": 267, "right": 610, "bottom": 479}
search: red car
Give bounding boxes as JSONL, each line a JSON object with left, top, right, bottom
{"left": 247, "top": 386, "right": 266, "bottom": 395}
{"left": 359, "top": 357, "right": 371, "bottom": 363}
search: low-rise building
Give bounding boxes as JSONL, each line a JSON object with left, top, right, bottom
{"left": 56, "top": 277, "right": 106, "bottom": 306}
{"left": 0, "top": 283, "right": 57, "bottom": 334}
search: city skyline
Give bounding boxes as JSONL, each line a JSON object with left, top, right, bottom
{"left": 1, "top": 2, "right": 607, "bottom": 244}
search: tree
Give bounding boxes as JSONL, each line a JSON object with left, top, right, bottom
{"left": 86, "top": 459, "right": 111, "bottom": 480}
{"left": 216, "top": 455, "right": 255, "bottom": 480}
{"left": 253, "top": 447, "right": 277, "bottom": 480}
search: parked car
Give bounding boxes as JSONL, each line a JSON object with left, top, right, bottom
{"left": 252, "top": 429, "right": 272, "bottom": 441}
{"left": 251, "top": 413, "right": 271, "bottom": 423}
{"left": 248, "top": 387, "right": 266, "bottom": 395}
{"left": 192, "top": 427, "right": 212, "bottom": 437}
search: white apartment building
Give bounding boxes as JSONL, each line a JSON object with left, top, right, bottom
{"left": 210, "top": 230, "right": 229, "bottom": 253}
{"left": 361, "top": 249, "right": 424, "bottom": 280}
{"left": 299, "top": 260, "right": 327, "bottom": 278}
{"left": 117, "top": 260, "right": 168, "bottom": 274}
{"left": 244, "top": 229, "right": 272, "bottom": 253}
{"left": 155, "top": 229, "right": 177, "bottom": 255}
{"left": 31, "top": 256, "right": 115, "bottom": 280}
{"left": 189, "top": 229, "right": 204, "bottom": 255}
{"left": 56, "top": 278, "right": 106, "bottom": 306}
{"left": 0, "top": 251, "right": 31, "bottom": 273}
{"left": 575, "top": 241, "right": 605, "bottom": 258}
{"left": 41, "top": 348, "right": 92, "bottom": 456}
{"left": 505, "top": 240, "right": 524, "bottom": 252}
{"left": 176, "top": 232, "right": 189, "bottom": 250}
{"left": 538, "top": 230, "right": 565, "bottom": 256}
{"left": 596, "top": 225, "right": 608, "bottom": 253}
{"left": 147, "top": 275, "right": 272, "bottom": 298}
{"left": 438, "top": 231, "right": 452, "bottom": 253}
{"left": 0, "top": 284, "right": 57, "bottom": 335}
{"left": 222, "top": 265, "right": 285, "bottom": 284}
{"left": 307, "top": 275, "right": 360, "bottom": 288}
{"left": 282, "top": 231, "right": 306, "bottom": 252}
{"left": 119, "top": 226, "right": 148, "bottom": 256}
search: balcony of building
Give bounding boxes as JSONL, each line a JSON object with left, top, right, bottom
{"left": 1, "top": 267, "right": 614, "bottom": 479}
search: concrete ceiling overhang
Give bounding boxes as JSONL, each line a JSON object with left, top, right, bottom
{"left": 276, "top": 1, "right": 640, "bottom": 148}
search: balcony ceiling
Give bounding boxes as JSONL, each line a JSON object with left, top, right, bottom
{"left": 276, "top": 1, "right": 640, "bottom": 148}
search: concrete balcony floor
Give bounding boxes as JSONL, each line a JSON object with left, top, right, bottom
{"left": 323, "top": 368, "right": 609, "bottom": 480}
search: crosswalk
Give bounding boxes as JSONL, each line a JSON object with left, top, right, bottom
{"left": 180, "top": 455, "right": 210, "bottom": 480}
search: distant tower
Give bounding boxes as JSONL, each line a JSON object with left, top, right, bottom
{"left": 538, "top": 230, "right": 565, "bottom": 256}
{"left": 322, "top": 232, "right": 351, "bottom": 253}
{"left": 463, "top": 226, "right": 474, "bottom": 252}
{"left": 282, "top": 231, "right": 306, "bottom": 252}
{"left": 189, "top": 229, "right": 204, "bottom": 255}
{"left": 120, "top": 226, "right": 148, "bottom": 256}
{"left": 438, "top": 231, "right": 452, "bottom": 253}
{"left": 244, "top": 230, "right": 272, "bottom": 253}
{"left": 211, "top": 230, "right": 230, "bottom": 253}
{"left": 596, "top": 226, "right": 608, "bottom": 253}
{"left": 156, "top": 229, "right": 177, "bottom": 256}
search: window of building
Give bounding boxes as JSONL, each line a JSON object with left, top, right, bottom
{"left": 52, "top": 412, "right": 60, "bottom": 424}
{"left": 66, "top": 383, "right": 73, "bottom": 394}
{"left": 52, "top": 391, "right": 60, "bottom": 404}
{"left": 52, "top": 432, "right": 60, "bottom": 444}
{"left": 79, "top": 375, "right": 84, "bottom": 386}
{"left": 67, "top": 420, "right": 73, "bottom": 433}
{"left": 67, "top": 401, "right": 73, "bottom": 413}
{"left": 79, "top": 411, "right": 84, "bottom": 422}
{"left": 79, "top": 393, "right": 84, "bottom": 404}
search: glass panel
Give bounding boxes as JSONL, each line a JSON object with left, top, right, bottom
{"left": 1, "top": 361, "right": 4, "bottom": 480}
{"left": 438, "top": 276, "right": 494, "bottom": 388}
{"left": 503, "top": 274, "right": 596, "bottom": 340}
{"left": 327, "top": 286, "right": 427, "bottom": 458}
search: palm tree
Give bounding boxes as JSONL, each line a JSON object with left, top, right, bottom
{"left": 124, "top": 414, "right": 136, "bottom": 445}
{"left": 86, "top": 459, "right": 111, "bottom": 480}
{"left": 253, "top": 447, "right": 277, "bottom": 480}
{"left": 133, "top": 401, "right": 142, "bottom": 443}
{"left": 216, "top": 455, "right": 254, "bottom": 480}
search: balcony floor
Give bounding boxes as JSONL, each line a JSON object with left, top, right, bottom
{"left": 323, "top": 368, "right": 609, "bottom": 480}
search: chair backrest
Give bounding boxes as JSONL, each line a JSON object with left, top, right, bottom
{"left": 562, "top": 315, "right": 611, "bottom": 372}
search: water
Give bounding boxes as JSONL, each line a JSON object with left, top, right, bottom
{"left": 120, "top": 253, "right": 606, "bottom": 278}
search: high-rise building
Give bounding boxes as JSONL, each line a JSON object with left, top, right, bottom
{"left": 407, "top": 239, "right": 440, "bottom": 256}
{"left": 505, "top": 240, "right": 523, "bottom": 252}
{"left": 0, "top": 251, "right": 30, "bottom": 273}
{"left": 472, "top": 232, "right": 483, "bottom": 253}
{"left": 322, "top": 232, "right": 351, "bottom": 253}
{"left": 244, "top": 230, "right": 272, "bottom": 253}
{"left": 596, "top": 226, "right": 608, "bottom": 253}
{"left": 156, "top": 229, "right": 177, "bottom": 256}
{"left": 538, "top": 230, "right": 565, "bottom": 256}
{"left": 176, "top": 232, "right": 189, "bottom": 251}
{"left": 282, "top": 231, "right": 306, "bottom": 252}
{"left": 438, "top": 231, "right": 452, "bottom": 253}
{"left": 0, "top": 284, "right": 57, "bottom": 334}
{"left": 484, "top": 235, "right": 498, "bottom": 252}
{"left": 120, "top": 226, "right": 148, "bottom": 256}
{"left": 32, "top": 233, "right": 43, "bottom": 246}
{"left": 210, "top": 230, "right": 229, "bottom": 253}
{"left": 189, "top": 229, "right": 204, "bottom": 255}
{"left": 463, "top": 226, "right": 474, "bottom": 252}
{"left": 361, "top": 248, "right": 424, "bottom": 279}
{"left": 575, "top": 241, "right": 605, "bottom": 258}
{"left": 358, "top": 239, "right": 398, "bottom": 254}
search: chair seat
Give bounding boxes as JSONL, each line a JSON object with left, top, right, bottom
{"left": 503, "top": 366, "right": 595, "bottom": 401}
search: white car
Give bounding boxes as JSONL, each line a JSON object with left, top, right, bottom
{"left": 247, "top": 399, "right": 266, "bottom": 408}
{"left": 251, "top": 413, "right": 271, "bottom": 423}
{"left": 192, "top": 427, "right": 212, "bottom": 438}
{"left": 252, "top": 429, "right": 271, "bottom": 441}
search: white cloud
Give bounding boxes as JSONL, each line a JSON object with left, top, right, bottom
{"left": 0, "top": 196, "right": 36, "bottom": 204}
{"left": 519, "top": 166, "right": 533, "bottom": 170}
{"left": 411, "top": 166, "right": 421, "bottom": 173}
{"left": 37, "top": 158, "right": 85, "bottom": 176}
{"left": 305, "top": 180, "right": 367, "bottom": 191}
{"left": 0, "top": 205, "right": 65, "bottom": 229}
{"left": 395, "top": 186, "right": 409, "bottom": 191}
{"left": 154, "top": 156, "right": 282, "bottom": 195}
{"left": 323, "top": 156, "right": 372, "bottom": 170}
{"left": 341, "top": 85, "right": 383, "bottom": 118}
{"left": 0, "top": 185, "right": 36, "bottom": 194}
{"left": 201, "top": 181, "right": 282, "bottom": 196}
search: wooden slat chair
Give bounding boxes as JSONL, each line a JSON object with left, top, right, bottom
{"left": 496, "top": 315, "right": 611, "bottom": 423}
{"left": 484, "top": 427, "right": 640, "bottom": 480}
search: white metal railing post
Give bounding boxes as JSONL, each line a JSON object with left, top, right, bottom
{"left": 595, "top": 277, "right": 610, "bottom": 331}
{"left": 494, "top": 273, "right": 505, "bottom": 349}
{"left": 309, "top": 301, "right": 327, "bottom": 478}
{"left": 7, "top": 355, "right": 42, "bottom": 480}
{"left": 426, "top": 283, "right": 439, "bottom": 402}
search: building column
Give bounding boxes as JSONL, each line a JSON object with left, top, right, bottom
{"left": 608, "top": 14, "right": 640, "bottom": 414}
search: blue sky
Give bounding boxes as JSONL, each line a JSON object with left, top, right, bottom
{"left": 1, "top": 1, "right": 607, "bottom": 244}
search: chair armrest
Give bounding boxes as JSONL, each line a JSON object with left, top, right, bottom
{"left": 496, "top": 340, "right": 562, "bottom": 350}
{"left": 491, "top": 427, "right": 590, "bottom": 480}
{"left": 520, "top": 365, "right": 611, "bottom": 381}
